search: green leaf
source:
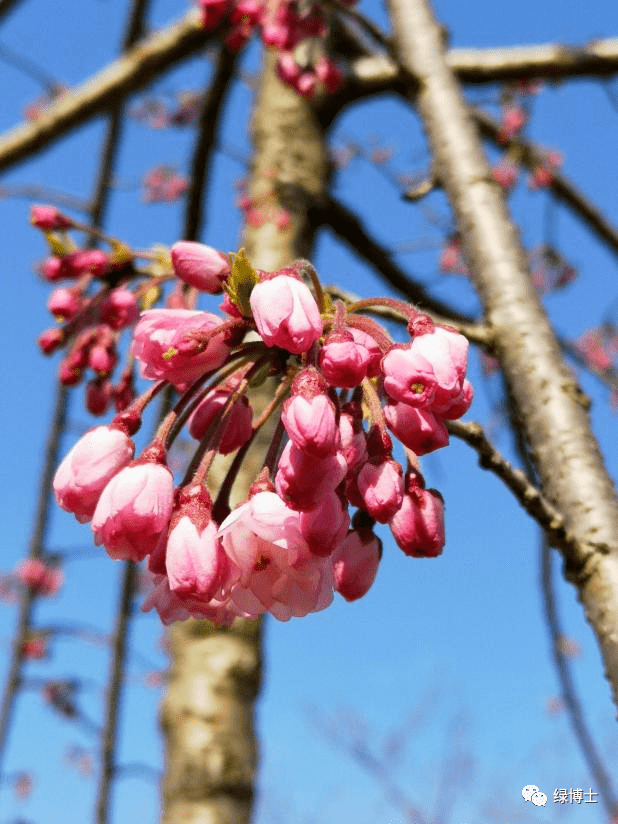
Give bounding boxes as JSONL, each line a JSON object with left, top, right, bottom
{"left": 225, "top": 248, "right": 259, "bottom": 318}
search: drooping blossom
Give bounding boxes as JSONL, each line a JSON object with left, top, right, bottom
{"left": 131, "top": 309, "right": 230, "bottom": 390}
{"left": 217, "top": 491, "right": 335, "bottom": 620}
{"left": 250, "top": 274, "right": 323, "bottom": 354}
{"left": 54, "top": 425, "right": 135, "bottom": 523}
{"left": 333, "top": 528, "right": 381, "bottom": 601}
{"left": 171, "top": 241, "right": 231, "bottom": 293}
{"left": 92, "top": 449, "right": 174, "bottom": 562}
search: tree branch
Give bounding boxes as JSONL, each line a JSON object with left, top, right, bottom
{"left": 541, "top": 534, "right": 618, "bottom": 818}
{"left": 0, "top": 8, "right": 217, "bottom": 173}
{"left": 388, "top": 0, "right": 618, "bottom": 710}
{"left": 310, "top": 193, "right": 488, "bottom": 335}
{"left": 347, "top": 37, "right": 618, "bottom": 89}
{"left": 183, "top": 45, "right": 239, "bottom": 242}
{"left": 473, "top": 108, "right": 618, "bottom": 261}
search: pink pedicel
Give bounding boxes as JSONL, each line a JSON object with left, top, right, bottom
{"left": 249, "top": 273, "right": 323, "bottom": 354}
{"left": 53, "top": 425, "right": 135, "bottom": 523}
{"left": 171, "top": 241, "right": 231, "bottom": 293}
{"left": 92, "top": 451, "right": 174, "bottom": 562}
{"left": 131, "top": 309, "right": 230, "bottom": 390}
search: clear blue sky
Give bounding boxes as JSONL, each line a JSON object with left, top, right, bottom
{"left": 1, "top": 0, "right": 618, "bottom": 822}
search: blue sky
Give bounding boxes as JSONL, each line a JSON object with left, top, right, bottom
{"left": 1, "top": 0, "right": 618, "bottom": 823}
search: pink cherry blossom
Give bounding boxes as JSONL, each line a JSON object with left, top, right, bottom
{"left": 189, "top": 389, "right": 253, "bottom": 454}
{"left": 30, "top": 205, "right": 74, "bottom": 231}
{"left": 92, "top": 458, "right": 174, "bottom": 562}
{"left": 390, "top": 482, "right": 445, "bottom": 558}
{"left": 54, "top": 425, "right": 135, "bottom": 523}
{"left": 299, "top": 492, "right": 350, "bottom": 556}
{"left": 357, "top": 458, "right": 404, "bottom": 522}
{"left": 382, "top": 326, "right": 469, "bottom": 414}
{"left": 281, "top": 391, "right": 339, "bottom": 457}
{"left": 15, "top": 559, "right": 63, "bottom": 596}
{"left": 338, "top": 406, "right": 368, "bottom": 472}
{"left": 333, "top": 529, "right": 381, "bottom": 601}
{"left": 171, "top": 241, "right": 231, "bottom": 293}
{"left": 132, "top": 308, "right": 230, "bottom": 390}
{"left": 100, "top": 289, "right": 139, "bottom": 330}
{"left": 384, "top": 402, "right": 449, "bottom": 454}
{"left": 217, "top": 491, "right": 335, "bottom": 620}
{"left": 48, "top": 288, "right": 81, "bottom": 322}
{"left": 164, "top": 485, "right": 232, "bottom": 602}
{"left": 250, "top": 274, "right": 323, "bottom": 354}
{"left": 319, "top": 331, "right": 370, "bottom": 388}
{"left": 275, "top": 441, "right": 347, "bottom": 510}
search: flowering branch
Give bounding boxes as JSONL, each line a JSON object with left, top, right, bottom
{"left": 473, "top": 108, "right": 618, "bottom": 261}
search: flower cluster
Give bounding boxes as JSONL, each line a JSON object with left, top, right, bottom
{"left": 52, "top": 242, "right": 472, "bottom": 625}
{"left": 31, "top": 204, "right": 186, "bottom": 416}
{"left": 15, "top": 558, "right": 63, "bottom": 596}
{"left": 198, "top": 0, "right": 344, "bottom": 97}
{"left": 142, "top": 165, "right": 189, "bottom": 203}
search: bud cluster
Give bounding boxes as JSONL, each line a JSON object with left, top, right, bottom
{"left": 199, "top": 0, "right": 344, "bottom": 97}
{"left": 31, "top": 204, "right": 185, "bottom": 416}
{"left": 51, "top": 239, "right": 473, "bottom": 626}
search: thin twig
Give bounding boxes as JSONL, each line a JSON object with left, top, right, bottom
{"left": 0, "top": 383, "right": 69, "bottom": 773}
{"left": 184, "top": 45, "right": 239, "bottom": 241}
{"left": 446, "top": 419, "right": 578, "bottom": 557}
{"left": 541, "top": 533, "right": 618, "bottom": 818}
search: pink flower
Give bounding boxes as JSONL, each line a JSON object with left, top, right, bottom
{"left": 333, "top": 529, "right": 381, "bottom": 601}
{"left": 282, "top": 371, "right": 339, "bottom": 457}
{"left": 48, "top": 288, "right": 81, "bottom": 322}
{"left": 38, "top": 327, "right": 65, "bottom": 354}
{"left": 384, "top": 402, "right": 449, "bottom": 454}
{"left": 171, "top": 241, "right": 230, "bottom": 293}
{"left": 319, "top": 331, "right": 370, "bottom": 388}
{"left": 188, "top": 389, "right": 253, "bottom": 454}
{"left": 54, "top": 425, "right": 135, "bottom": 523}
{"left": 31, "top": 205, "right": 73, "bottom": 230}
{"left": 390, "top": 481, "right": 445, "bottom": 558}
{"left": 299, "top": 492, "right": 350, "bottom": 556}
{"left": 218, "top": 491, "right": 334, "bottom": 620}
{"left": 92, "top": 456, "right": 174, "bottom": 561}
{"left": 101, "top": 289, "right": 139, "bottom": 330}
{"left": 15, "top": 559, "right": 63, "bottom": 596}
{"left": 250, "top": 274, "right": 323, "bottom": 354}
{"left": 382, "top": 326, "right": 469, "bottom": 414}
{"left": 165, "top": 485, "right": 231, "bottom": 602}
{"left": 275, "top": 441, "right": 347, "bottom": 510}
{"left": 357, "top": 458, "right": 404, "bottom": 522}
{"left": 131, "top": 309, "right": 230, "bottom": 390}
